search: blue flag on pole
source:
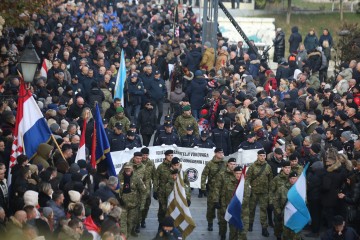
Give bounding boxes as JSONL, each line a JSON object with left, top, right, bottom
{"left": 113, "top": 49, "right": 126, "bottom": 104}
{"left": 224, "top": 167, "right": 246, "bottom": 230}
{"left": 284, "top": 163, "right": 311, "bottom": 233}
{"left": 94, "top": 103, "right": 116, "bottom": 176}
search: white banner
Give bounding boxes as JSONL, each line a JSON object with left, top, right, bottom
{"left": 111, "top": 147, "right": 260, "bottom": 188}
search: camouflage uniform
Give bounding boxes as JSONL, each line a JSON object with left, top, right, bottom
{"left": 108, "top": 114, "right": 131, "bottom": 132}
{"left": 164, "top": 169, "right": 191, "bottom": 202}
{"left": 201, "top": 156, "right": 226, "bottom": 225}
{"left": 130, "top": 159, "right": 147, "bottom": 227}
{"left": 141, "top": 157, "right": 156, "bottom": 222}
{"left": 214, "top": 167, "right": 237, "bottom": 238}
{"left": 245, "top": 159, "right": 273, "bottom": 228}
{"left": 174, "top": 114, "right": 199, "bottom": 137}
{"left": 274, "top": 182, "right": 301, "bottom": 240}
{"left": 154, "top": 159, "right": 172, "bottom": 224}
{"left": 239, "top": 182, "right": 251, "bottom": 240}
{"left": 291, "top": 164, "right": 303, "bottom": 176}
{"left": 270, "top": 171, "right": 289, "bottom": 238}
{"left": 118, "top": 171, "right": 146, "bottom": 238}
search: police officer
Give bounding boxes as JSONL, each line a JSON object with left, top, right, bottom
{"left": 108, "top": 122, "right": 126, "bottom": 151}
{"left": 118, "top": 163, "right": 146, "bottom": 238}
{"left": 140, "top": 147, "right": 156, "bottom": 228}
{"left": 153, "top": 150, "right": 173, "bottom": 228}
{"left": 180, "top": 125, "right": 198, "bottom": 147}
{"left": 154, "top": 115, "right": 173, "bottom": 143}
{"left": 124, "top": 72, "right": 144, "bottom": 124}
{"left": 201, "top": 148, "right": 226, "bottom": 231}
{"left": 125, "top": 130, "right": 142, "bottom": 149}
{"left": 245, "top": 149, "right": 273, "bottom": 237}
{"left": 154, "top": 122, "right": 180, "bottom": 146}
{"left": 270, "top": 161, "right": 291, "bottom": 240}
{"left": 129, "top": 122, "right": 142, "bottom": 146}
{"left": 211, "top": 118, "right": 232, "bottom": 156}
{"left": 196, "top": 130, "right": 216, "bottom": 149}
{"left": 171, "top": 157, "right": 191, "bottom": 204}
{"left": 238, "top": 132, "right": 263, "bottom": 150}
{"left": 213, "top": 158, "right": 237, "bottom": 240}
{"left": 274, "top": 171, "right": 301, "bottom": 240}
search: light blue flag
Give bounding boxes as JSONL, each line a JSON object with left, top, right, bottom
{"left": 113, "top": 49, "right": 126, "bottom": 104}
{"left": 284, "top": 163, "right": 311, "bottom": 233}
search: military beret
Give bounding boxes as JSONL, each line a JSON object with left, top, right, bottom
{"left": 234, "top": 166, "right": 243, "bottom": 172}
{"left": 257, "top": 149, "right": 266, "bottom": 155}
{"left": 133, "top": 152, "right": 142, "bottom": 157}
{"left": 289, "top": 171, "right": 298, "bottom": 178}
{"left": 182, "top": 105, "right": 191, "bottom": 111}
{"left": 171, "top": 169, "right": 179, "bottom": 174}
{"left": 171, "top": 157, "right": 180, "bottom": 165}
{"left": 282, "top": 161, "right": 291, "bottom": 167}
{"left": 228, "top": 158, "right": 236, "bottom": 163}
{"left": 165, "top": 150, "right": 174, "bottom": 155}
{"left": 289, "top": 154, "right": 298, "bottom": 161}
{"left": 214, "top": 148, "right": 223, "bottom": 153}
{"left": 141, "top": 147, "right": 149, "bottom": 154}
{"left": 123, "top": 163, "right": 133, "bottom": 169}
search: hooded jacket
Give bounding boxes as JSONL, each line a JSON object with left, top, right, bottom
{"left": 33, "top": 143, "right": 53, "bottom": 168}
{"left": 288, "top": 26, "right": 302, "bottom": 53}
{"left": 186, "top": 76, "right": 208, "bottom": 110}
{"left": 200, "top": 47, "right": 215, "bottom": 71}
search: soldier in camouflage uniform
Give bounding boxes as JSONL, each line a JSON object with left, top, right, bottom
{"left": 171, "top": 157, "right": 191, "bottom": 203}
{"left": 153, "top": 150, "right": 173, "bottom": 227}
{"left": 118, "top": 163, "right": 146, "bottom": 238}
{"left": 270, "top": 161, "right": 292, "bottom": 240}
{"left": 140, "top": 147, "right": 156, "bottom": 228}
{"left": 289, "top": 154, "right": 303, "bottom": 176}
{"left": 213, "top": 158, "right": 237, "bottom": 240}
{"left": 245, "top": 149, "right": 273, "bottom": 237}
{"left": 273, "top": 171, "right": 301, "bottom": 240}
{"left": 201, "top": 148, "right": 226, "bottom": 231}
{"left": 239, "top": 167, "right": 251, "bottom": 240}
{"left": 108, "top": 107, "right": 131, "bottom": 132}
{"left": 174, "top": 105, "right": 199, "bottom": 137}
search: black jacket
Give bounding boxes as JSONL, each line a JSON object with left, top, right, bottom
{"left": 138, "top": 108, "right": 157, "bottom": 135}
{"left": 267, "top": 156, "right": 285, "bottom": 177}
{"left": 211, "top": 128, "right": 232, "bottom": 156}
{"left": 288, "top": 26, "right": 302, "bottom": 54}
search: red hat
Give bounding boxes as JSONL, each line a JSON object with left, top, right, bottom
{"left": 265, "top": 70, "right": 273, "bottom": 76}
{"left": 200, "top": 109, "right": 208, "bottom": 116}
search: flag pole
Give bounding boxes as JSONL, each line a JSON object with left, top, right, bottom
{"left": 51, "top": 134, "right": 66, "bottom": 160}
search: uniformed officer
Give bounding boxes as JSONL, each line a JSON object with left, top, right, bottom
{"left": 211, "top": 118, "right": 232, "bottom": 156}
{"left": 201, "top": 148, "right": 226, "bottom": 231}
{"left": 180, "top": 125, "right": 198, "bottom": 148}
{"left": 108, "top": 122, "right": 126, "bottom": 151}
{"left": 289, "top": 154, "right": 303, "bottom": 175}
{"left": 153, "top": 150, "right": 173, "bottom": 228}
{"left": 129, "top": 122, "right": 142, "bottom": 146}
{"left": 196, "top": 130, "right": 216, "bottom": 149}
{"left": 154, "top": 122, "right": 180, "bottom": 146}
{"left": 118, "top": 163, "right": 146, "bottom": 238}
{"left": 270, "top": 161, "right": 291, "bottom": 240}
{"left": 154, "top": 115, "right": 173, "bottom": 143}
{"left": 245, "top": 149, "right": 273, "bottom": 237}
{"left": 274, "top": 171, "right": 301, "bottom": 240}
{"left": 213, "top": 158, "right": 237, "bottom": 240}
{"left": 140, "top": 147, "right": 156, "bottom": 228}
{"left": 171, "top": 157, "right": 191, "bottom": 204}
{"left": 125, "top": 130, "right": 142, "bottom": 149}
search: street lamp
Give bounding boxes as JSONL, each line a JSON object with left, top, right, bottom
{"left": 18, "top": 43, "right": 40, "bottom": 83}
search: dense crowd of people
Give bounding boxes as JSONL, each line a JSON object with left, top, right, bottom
{"left": 0, "top": 0, "right": 360, "bottom": 239}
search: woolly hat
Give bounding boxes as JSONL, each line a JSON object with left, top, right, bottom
{"left": 42, "top": 207, "right": 53, "bottom": 218}
{"left": 204, "top": 41, "right": 211, "bottom": 48}
{"left": 24, "top": 190, "right": 39, "bottom": 207}
{"left": 69, "top": 163, "right": 80, "bottom": 174}
{"left": 68, "top": 190, "right": 81, "bottom": 203}
{"left": 341, "top": 131, "right": 353, "bottom": 141}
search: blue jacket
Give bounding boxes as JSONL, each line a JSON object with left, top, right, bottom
{"left": 125, "top": 79, "right": 145, "bottom": 106}
{"left": 148, "top": 77, "right": 167, "bottom": 101}
{"left": 186, "top": 77, "right": 208, "bottom": 110}
{"left": 211, "top": 128, "right": 232, "bottom": 156}
{"left": 304, "top": 34, "right": 319, "bottom": 52}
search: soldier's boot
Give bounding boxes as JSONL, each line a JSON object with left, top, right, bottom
{"left": 262, "top": 228, "right": 270, "bottom": 237}
{"left": 198, "top": 191, "right": 203, "bottom": 198}
{"left": 248, "top": 223, "right": 253, "bottom": 232}
{"left": 208, "top": 223, "right": 213, "bottom": 231}
{"left": 135, "top": 224, "right": 140, "bottom": 233}
{"left": 220, "top": 235, "right": 226, "bottom": 240}
{"left": 131, "top": 228, "right": 138, "bottom": 237}
{"left": 141, "top": 220, "right": 146, "bottom": 228}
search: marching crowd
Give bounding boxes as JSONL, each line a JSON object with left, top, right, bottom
{"left": 0, "top": 0, "right": 360, "bottom": 239}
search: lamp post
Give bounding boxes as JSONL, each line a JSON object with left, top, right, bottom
{"left": 18, "top": 42, "right": 40, "bottom": 84}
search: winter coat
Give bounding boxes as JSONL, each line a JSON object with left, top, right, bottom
{"left": 304, "top": 33, "right": 319, "bottom": 52}
{"left": 101, "top": 88, "right": 113, "bottom": 115}
{"left": 200, "top": 48, "right": 215, "bottom": 71}
{"left": 33, "top": 143, "right": 53, "bottom": 169}
{"left": 125, "top": 79, "right": 145, "bottom": 106}
{"left": 215, "top": 50, "right": 228, "bottom": 71}
{"left": 186, "top": 77, "right": 208, "bottom": 110}
{"left": 267, "top": 156, "right": 285, "bottom": 177}
{"left": 148, "top": 77, "right": 167, "bottom": 101}
{"left": 47, "top": 200, "right": 66, "bottom": 230}
{"left": 321, "top": 226, "right": 359, "bottom": 240}
{"left": 319, "top": 33, "right": 333, "bottom": 48}
{"left": 249, "top": 59, "right": 260, "bottom": 78}
{"left": 307, "top": 161, "right": 325, "bottom": 201}
{"left": 38, "top": 192, "right": 52, "bottom": 208}
{"left": 289, "top": 26, "right": 302, "bottom": 54}
{"left": 58, "top": 225, "right": 81, "bottom": 240}
{"left": 169, "top": 87, "right": 185, "bottom": 104}
{"left": 108, "top": 132, "right": 126, "bottom": 152}
{"left": 88, "top": 87, "right": 105, "bottom": 109}
{"left": 189, "top": 48, "right": 202, "bottom": 73}
{"left": 307, "top": 50, "right": 322, "bottom": 73}
{"left": 211, "top": 128, "right": 232, "bottom": 156}
{"left": 174, "top": 114, "right": 199, "bottom": 137}
{"left": 321, "top": 160, "right": 348, "bottom": 207}
{"left": 138, "top": 108, "right": 157, "bottom": 135}
{"left": 245, "top": 78, "right": 257, "bottom": 98}
{"left": 273, "top": 31, "right": 285, "bottom": 62}
{"left": 94, "top": 185, "right": 116, "bottom": 202}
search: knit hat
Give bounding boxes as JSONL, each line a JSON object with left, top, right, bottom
{"left": 204, "top": 41, "right": 211, "bottom": 48}
{"left": 42, "top": 207, "right": 53, "bottom": 218}
{"left": 311, "top": 143, "right": 322, "bottom": 154}
{"left": 69, "top": 163, "right": 80, "bottom": 174}
{"left": 68, "top": 190, "right": 81, "bottom": 203}
{"left": 24, "top": 190, "right": 39, "bottom": 207}
{"left": 341, "top": 131, "right": 353, "bottom": 141}
{"left": 116, "top": 107, "right": 124, "bottom": 113}
{"left": 195, "top": 70, "right": 203, "bottom": 77}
